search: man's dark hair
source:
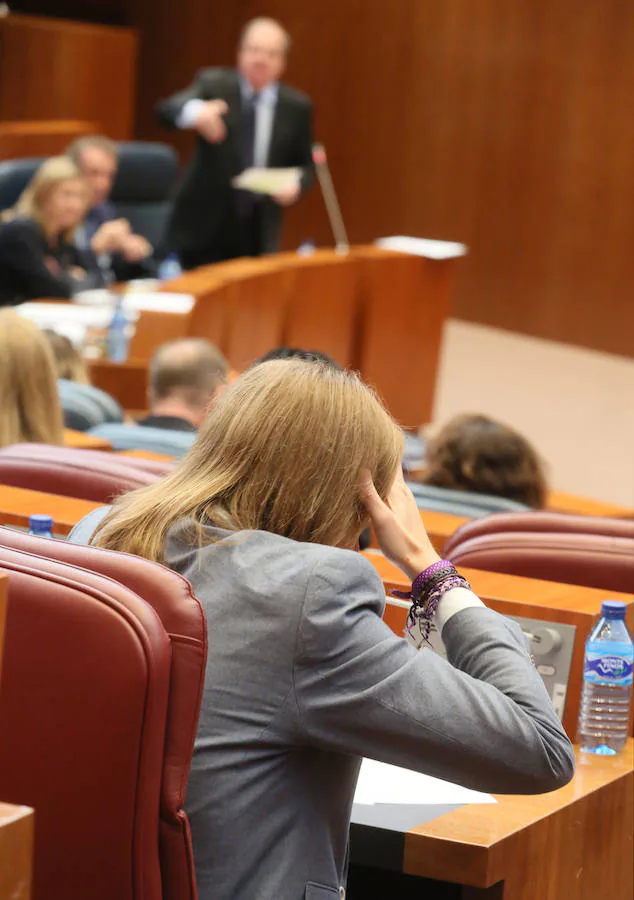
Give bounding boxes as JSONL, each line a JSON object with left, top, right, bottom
{"left": 253, "top": 347, "right": 342, "bottom": 370}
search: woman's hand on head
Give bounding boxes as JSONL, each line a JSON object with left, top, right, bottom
{"left": 360, "top": 467, "right": 440, "bottom": 580}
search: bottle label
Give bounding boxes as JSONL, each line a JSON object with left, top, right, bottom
{"left": 584, "top": 653, "right": 634, "bottom": 686}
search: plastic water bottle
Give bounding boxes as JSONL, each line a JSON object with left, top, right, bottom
{"left": 578, "top": 601, "right": 633, "bottom": 755}
{"left": 158, "top": 252, "right": 183, "bottom": 282}
{"left": 28, "top": 515, "right": 54, "bottom": 539}
{"left": 297, "top": 239, "right": 316, "bottom": 257}
{"left": 107, "top": 299, "right": 130, "bottom": 363}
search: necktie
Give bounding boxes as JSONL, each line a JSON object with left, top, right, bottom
{"left": 240, "top": 92, "right": 259, "bottom": 170}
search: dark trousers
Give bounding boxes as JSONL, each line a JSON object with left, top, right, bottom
{"left": 179, "top": 198, "right": 265, "bottom": 270}
{"left": 347, "top": 865, "right": 465, "bottom": 899}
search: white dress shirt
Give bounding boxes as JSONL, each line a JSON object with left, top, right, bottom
{"left": 177, "top": 78, "right": 280, "bottom": 168}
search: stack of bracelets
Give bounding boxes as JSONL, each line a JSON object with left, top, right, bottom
{"left": 392, "top": 558, "right": 471, "bottom": 646}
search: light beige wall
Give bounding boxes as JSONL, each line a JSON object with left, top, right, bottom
{"left": 433, "top": 320, "right": 634, "bottom": 507}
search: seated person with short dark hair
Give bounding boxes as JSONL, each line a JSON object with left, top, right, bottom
{"left": 415, "top": 413, "right": 548, "bottom": 509}
{"left": 88, "top": 338, "right": 227, "bottom": 454}
{"left": 67, "top": 135, "right": 156, "bottom": 281}
{"left": 0, "top": 157, "right": 104, "bottom": 306}
{"left": 140, "top": 338, "right": 228, "bottom": 431}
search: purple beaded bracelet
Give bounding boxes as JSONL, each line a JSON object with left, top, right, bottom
{"left": 392, "top": 559, "right": 471, "bottom": 646}
{"left": 391, "top": 559, "right": 455, "bottom": 601}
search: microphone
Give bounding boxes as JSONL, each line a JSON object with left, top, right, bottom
{"left": 312, "top": 144, "right": 350, "bottom": 254}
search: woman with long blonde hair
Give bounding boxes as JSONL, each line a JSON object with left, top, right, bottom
{"left": 0, "top": 156, "right": 104, "bottom": 306}
{"left": 90, "top": 359, "right": 573, "bottom": 900}
{"left": 0, "top": 310, "right": 64, "bottom": 447}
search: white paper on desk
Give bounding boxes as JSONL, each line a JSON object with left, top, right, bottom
{"left": 375, "top": 236, "right": 468, "bottom": 260}
{"left": 232, "top": 167, "right": 301, "bottom": 196}
{"left": 353, "top": 759, "right": 496, "bottom": 806}
{"left": 16, "top": 302, "right": 115, "bottom": 347}
{"left": 17, "top": 302, "right": 113, "bottom": 331}
{"left": 121, "top": 292, "right": 195, "bottom": 315}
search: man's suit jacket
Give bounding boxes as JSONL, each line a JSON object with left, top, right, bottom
{"left": 156, "top": 68, "right": 315, "bottom": 259}
{"left": 160, "top": 524, "right": 574, "bottom": 900}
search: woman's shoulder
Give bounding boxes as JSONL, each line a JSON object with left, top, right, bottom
{"left": 230, "top": 530, "right": 387, "bottom": 603}
{"left": 0, "top": 216, "right": 41, "bottom": 241}
{"left": 168, "top": 525, "right": 384, "bottom": 595}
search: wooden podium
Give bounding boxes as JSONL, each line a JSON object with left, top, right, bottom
{"left": 164, "top": 245, "right": 459, "bottom": 426}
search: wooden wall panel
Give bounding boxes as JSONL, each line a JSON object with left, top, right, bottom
{"left": 0, "top": 13, "right": 138, "bottom": 139}
{"left": 129, "top": 0, "right": 634, "bottom": 358}
{"left": 0, "top": 120, "right": 101, "bottom": 160}
{"left": 8, "top": 0, "right": 127, "bottom": 25}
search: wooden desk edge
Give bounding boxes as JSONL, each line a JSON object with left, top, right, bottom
{"left": 0, "top": 801, "right": 34, "bottom": 900}
{"left": 401, "top": 743, "right": 633, "bottom": 886}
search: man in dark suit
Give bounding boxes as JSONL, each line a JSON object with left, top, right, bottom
{"left": 156, "top": 18, "right": 315, "bottom": 269}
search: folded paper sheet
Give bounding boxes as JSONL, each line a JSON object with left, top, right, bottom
{"left": 375, "top": 235, "right": 468, "bottom": 260}
{"left": 352, "top": 758, "right": 495, "bottom": 832}
{"left": 354, "top": 758, "right": 496, "bottom": 806}
{"left": 232, "top": 167, "right": 301, "bottom": 196}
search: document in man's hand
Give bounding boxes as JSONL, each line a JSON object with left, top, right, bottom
{"left": 232, "top": 167, "right": 301, "bottom": 196}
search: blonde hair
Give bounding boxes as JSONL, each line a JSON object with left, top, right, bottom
{"left": 93, "top": 360, "right": 403, "bottom": 562}
{"left": 2, "top": 156, "right": 89, "bottom": 241}
{"left": 0, "top": 311, "right": 65, "bottom": 448}
{"left": 43, "top": 329, "right": 91, "bottom": 385}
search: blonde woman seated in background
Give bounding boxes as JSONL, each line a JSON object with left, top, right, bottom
{"left": 90, "top": 360, "right": 573, "bottom": 900}
{"left": 42, "top": 329, "right": 91, "bottom": 384}
{"left": 0, "top": 156, "right": 104, "bottom": 306}
{"left": 418, "top": 413, "right": 548, "bottom": 509}
{"left": 42, "top": 328, "right": 124, "bottom": 432}
{"left": 0, "top": 310, "right": 64, "bottom": 448}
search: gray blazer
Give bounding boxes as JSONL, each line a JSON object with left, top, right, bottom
{"left": 163, "top": 523, "right": 574, "bottom": 900}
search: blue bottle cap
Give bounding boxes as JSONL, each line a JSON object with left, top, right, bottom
{"left": 29, "top": 514, "right": 53, "bottom": 530}
{"left": 601, "top": 600, "right": 627, "bottom": 619}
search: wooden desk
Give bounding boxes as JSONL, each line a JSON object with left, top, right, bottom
{"left": 63, "top": 429, "right": 111, "bottom": 452}
{"left": 129, "top": 310, "right": 190, "bottom": 361}
{"left": 167, "top": 246, "right": 458, "bottom": 425}
{"left": 547, "top": 490, "right": 634, "bottom": 519}
{"left": 370, "top": 510, "right": 468, "bottom": 554}
{"left": 0, "top": 802, "right": 33, "bottom": 900}
{"left": 0, "top": 486, "right": 102, "bottom": 536}
{"left": 88, "top": 358, "right": 149, "bottom": 410}
{"left": 119, "top": 449, "right": 175, "bottom": 463}
{"left": 350, "top": 742, "right": 633, "bottom": 899}
{"left": 420, "top": 510, "right": 469, "bottom": 552}
{"left": 354, "top": 247, "right": 453, "bottom": 426}
{"left": 365, "top": 551, "right": 634, "bottom": 738}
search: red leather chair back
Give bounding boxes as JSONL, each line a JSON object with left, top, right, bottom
{"left": 443, "top": 510, "right": 634, "bottom": 557}
{"left": 0, "top": 526, "right": 207, "bottom": 900}
{"left": 446, "top": 530, "right": 634, "bottom": 593}
{"left": 0, "top": 444, "right": 166, "bottom": 503}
